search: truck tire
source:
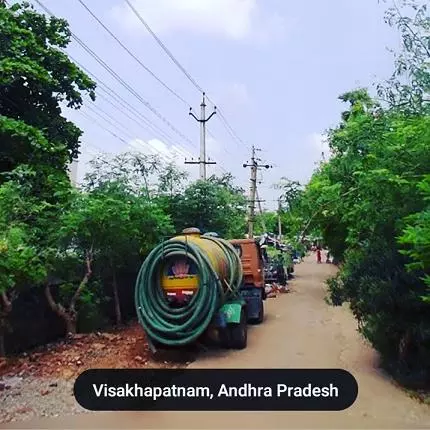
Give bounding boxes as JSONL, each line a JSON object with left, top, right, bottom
{"left": 229, "top": 308, "right": 247, "bottom": 350}
{"left": 218, "top": 327, "right": 230, "bottom": 349}
{"left": 255, "top": 299, "right": 264, "bottom": 324}
{"left": 249, "top": 298, "right": 264, "bottom": 325}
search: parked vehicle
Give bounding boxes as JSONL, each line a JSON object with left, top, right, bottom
{"left": 135, "top": 228, "right": 266, "bottom": 352}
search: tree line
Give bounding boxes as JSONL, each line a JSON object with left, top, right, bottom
{"left": 274, "top": 0, "right": 430, "bottom": 387}
{"left": 0, "top": 2, "right": 247, "bottom": 355}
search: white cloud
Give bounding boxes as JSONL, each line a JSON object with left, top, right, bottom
{"left": 129, "top": 138, "right": 195, "bottom": 164}
{"left": 110, "top": 0, "right": 286, "bottom": 43}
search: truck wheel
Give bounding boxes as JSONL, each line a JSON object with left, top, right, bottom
{"left": 218, "top": 328, "right": 230, "bottom": 349}
{"left": 249, "top": 299, "right": 264, "bottom": 325}
{"left": 255, "top": 299, "right": 264, "bottom": 324}
{"left": 229, "top": 308, "right": 247, "bottom": 350}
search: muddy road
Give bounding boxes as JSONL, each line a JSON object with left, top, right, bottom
{"left": 11, "top": 257, "right": 430, "bottom": 429}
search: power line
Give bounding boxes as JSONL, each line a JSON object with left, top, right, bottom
{"left": 3, "top": 0, "right": 227, "bottom": 177}
{"left": 123, "top": 0, "right": 250, "bottom": 151}
{"left": 216, "top": 109, "right": 249, "bottom": 149}
{"left": 66, "top": 53, "right": 189, "bottom": 151}
{"left": 84, "top": 102, "right": 134, "bottom": 139}
{"left": 75, "top": 109, "right": 173, "bottom": 165}
{"left": 73, "top": 0, "right": 235, "bottom": 163}
{"left": 86, "top": 105, "right": 133, "bottom": 140}
{"left": 80, "top": 100, "right": 188, "bottom": 166}
{"left": 75, "top": 0, "right": 190, "bottom": 107}
{"left": 32, "top": 0, "right": 194, "bottom": 148}
{"left": 124, "top": 0, "right": 204, "bottom": 94}
{"left": 71, "top": 32, "right": 192, "bottom": 145}
{"left": 76, "top": 109, "right": 129, "bottom": 146}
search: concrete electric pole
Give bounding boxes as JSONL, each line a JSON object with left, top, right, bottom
{"left": 278, "top": 197, "right": 283, "bottom": 240}
{"left": 186, "top": 93, "right": 217, "bottom": 180}
{"left": 255, "top": 188, "right": 267, "bottom": 232}
{"left": 243, "top": 145, "right": 272, "bottom": 238}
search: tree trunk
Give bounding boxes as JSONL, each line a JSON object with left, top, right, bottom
{"left": 44, "top": 248, "right": 93, "bottom": 337}
{"left": 0, "top": 332, "right": 5, "bottom": 357}
{"left": 112, "top": 269, "right": 122, "bottom": 326}
{"left": 64, "top": 314, "right": 76, "bottom": 336}
{"left": 44, "top": 284, "right": 77, "bottom": 336}
{"left": 0, "top": 292, "right": 13, "bottom": 357}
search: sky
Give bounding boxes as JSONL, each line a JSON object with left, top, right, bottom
{"left": 26, "top": 0, "right": 400, "bottom": 210}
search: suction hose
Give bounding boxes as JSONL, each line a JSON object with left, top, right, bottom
{"left": 135, "top": 236, "right": 243, "bottom": 346}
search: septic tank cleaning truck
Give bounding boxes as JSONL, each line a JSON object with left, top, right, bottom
{"left": 134, "top": 227, "right": 266, "bottom": 352}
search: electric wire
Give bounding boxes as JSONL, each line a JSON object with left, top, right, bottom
{"left": 66, "top": 53, "right": 189, "bottom": 151}
{"left": 70, "top": 2, "right": 231, "bottom": 166}
{"left": 32, "top": 0, "right": 194, "bottom": 148}
{"left": 123, "top": 0, "right": 251, "bottom": 151}
{"left": 76, "top": 0, "right": 191, "bottom": 107}
{"left": 124, "top": 0, "right": 204, "bottom": 94}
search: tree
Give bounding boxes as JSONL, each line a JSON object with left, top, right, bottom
{"left": 175, "top": 176, "right": 247, "bottom": 238}
{"left": 254, "top": 211, "right": 278, "bottom": 235}
{"left": 157, "top": 162, "right": 189, "bottom": 197}
{"left": 273, "top": 177, "right": 303, "bottom": 211}
{"left": 0, "top": 1, "right": 96, "bottom": 168}
{"left": 0, "top": 1, "right": 97, "bottom": 344}
{"left": 0, "top": 179, "right": 46, "bottom": 354}
{"left": 378, "top": 0, "right": 430, "bottom": 113}
{"left": 84, "top": 152, "right": 162, "bottom": 198}
{"left": 0, "top": 223, "right": 46, "bottom": 356}
{"left": 398, "top": 174, "right": 430, "bottom": 295}
{"left": 293, "top": 84, "right": 430, "bottom": 383}
{"left": 45, "top": 157, "right": 174, "bottom": 332}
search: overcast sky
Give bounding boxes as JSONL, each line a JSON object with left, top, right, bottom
{"left": 27, "top": 0, "right": 399, "bottom": 210}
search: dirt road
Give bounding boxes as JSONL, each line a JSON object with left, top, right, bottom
{"left": 13, "top": 257, "right": 430, "bottom": 429}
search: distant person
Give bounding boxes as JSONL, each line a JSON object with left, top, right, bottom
{"left": 326, "top": 251, "right": 331, "bottom": 264}
{"left": 316, "top": 247, "right": 322, "bottom": 264}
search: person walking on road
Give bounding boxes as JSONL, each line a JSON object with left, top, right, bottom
{"left": 316, "top": 247, "right": 322, "bottom": 264}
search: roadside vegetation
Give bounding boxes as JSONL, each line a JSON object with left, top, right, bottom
{"left": 0, "top": 2, "right": 247, "bottom": 356}
{"left": 276, "top": 0, "right": 430, "bottom": 388}
{"left": 1, "top": 0, "right": 430, "bottom": 392}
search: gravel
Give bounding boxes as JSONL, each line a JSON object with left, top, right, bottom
{"left": 0, "top": 375, "right": 88, "bottom": 423}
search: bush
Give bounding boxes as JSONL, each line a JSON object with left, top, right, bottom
{"left": 326, "top": 243, "right": 430, "bottom": 387}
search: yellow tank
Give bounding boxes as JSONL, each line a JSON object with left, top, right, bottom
{"left": 160, "top": 228, "right": 229, "bottom": 302}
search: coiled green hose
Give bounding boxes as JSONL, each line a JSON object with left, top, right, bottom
{"left": 134, "top": 236, "right": 243, "bottom": 346}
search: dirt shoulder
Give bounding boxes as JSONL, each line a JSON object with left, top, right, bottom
{"left": 4, "top": 257, "right": 430, "bottom": 429}
{"left": 0, "top": 323, "right": 192, "bottom": 424}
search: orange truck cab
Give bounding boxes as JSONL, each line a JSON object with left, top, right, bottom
{"left": 230, "top": 239, "right": 266, "bottom": 324}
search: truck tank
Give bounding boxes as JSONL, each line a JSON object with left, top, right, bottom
{"left": 135, "top": 228, "right": 243, "bottom": 347}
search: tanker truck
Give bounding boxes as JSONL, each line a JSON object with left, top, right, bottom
{"left": 134, "top": 227, "right": 266, "bottom": 352}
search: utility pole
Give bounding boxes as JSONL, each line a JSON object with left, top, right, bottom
{"left": 186, "top": 93, "right": 217, "bottom": 180}
{"left": 255, "top": 188, "right": 266, "bottom": 232}
{"left": 243, "top": 145, "right": 272, "bottom": 238}
{"left": 278, "top": 197, "right": 283, "bottom": 241}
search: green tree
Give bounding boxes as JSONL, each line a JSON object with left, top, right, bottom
{"left": 399, "top": 175, "right": 430, "bottom": 294}
{"left": 157, "top": 162, "right": 189, "bottom": 197}
{"left": 254, "top": 211, "right": 278, "bottom": 235}
{"left": 294, "top": 88, "right": 430, "bottom": 382}
{"left": 84, "top": 152, "right": 162, "bottom": 198}
{"left": 175, "top": 175, "right": 247, "bottom": 238}
{"left": 42, "top": 152, "right": 175, "bottom": 333}
{"left": 0, "top": 1, "right": 96, "bottom": 170}
{"left": 274, "top": 177, "right": 304, "bottom": 211}
{"left": 379, "top": 0, "right": 430, "bottom": 113}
